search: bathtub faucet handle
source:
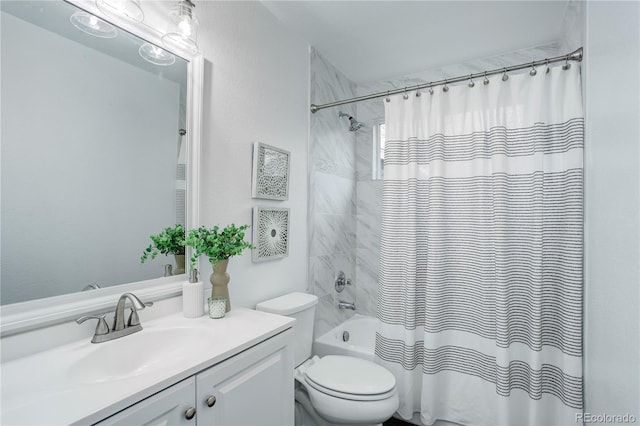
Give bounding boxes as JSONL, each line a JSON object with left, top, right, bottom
{"left": 335, "top": 271, "right": 352, "bottom": 293}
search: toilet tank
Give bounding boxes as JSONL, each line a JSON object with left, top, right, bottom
{"left": 256, "top": 292, "right": 318, "bottom": 367}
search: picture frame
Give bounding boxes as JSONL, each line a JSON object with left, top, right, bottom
{"left": 251, "top": 142, "right": 290, "bottom": 200}
{"left": 252, "top": 207, "right": 290, "bottom": 262}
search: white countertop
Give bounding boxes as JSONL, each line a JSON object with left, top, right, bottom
{"left": 0, "top": 308, "right": 295, "bottom": 425}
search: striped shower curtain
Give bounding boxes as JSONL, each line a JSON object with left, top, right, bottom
{"left": 375, "top": 65, "right": 583, "bottom": 426}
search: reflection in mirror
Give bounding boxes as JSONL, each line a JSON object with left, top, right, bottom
{"left": 1, "top": 1, "right": 189, "bottom": 305}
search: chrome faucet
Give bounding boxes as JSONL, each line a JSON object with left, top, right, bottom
{"left": 113, "top": 292, "right": 150, "bottom": 331}
{"left": 338, "top": 301, "right": 356, "bottom": 310}
{"left": 76, "top": 292, "right": 153, "bottom": 343}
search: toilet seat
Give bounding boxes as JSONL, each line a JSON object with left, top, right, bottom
{"left": 304, "top": 376, "right": 397, "bottom": 401}
{"left": 304, "top": 355, "right": 396, "bottom": 401}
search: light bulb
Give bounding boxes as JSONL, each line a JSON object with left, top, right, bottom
{"left": 70, "top": 11, "right": 117, "bottom": 38}
{"left": 178, "top": 17, "right": 192, "bottom": 37}
{"left": 96, "top": 0, "right": 144, "bottom": 23}
{"left": 139, "top": 42, "right": 176, "bottom": 66}
{"left": 161, "top": 0, "right": 199, "bottom": 55}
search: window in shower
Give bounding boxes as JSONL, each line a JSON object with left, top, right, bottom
{"left": 373, "top": 121, "right": 386, "bottom": 180}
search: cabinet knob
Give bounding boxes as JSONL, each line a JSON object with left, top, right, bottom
{"left": 206, "top": 395, "right": 217, "bottom": 407}
{"left": 185, "top": 407, "right": 196, "bottom": 420}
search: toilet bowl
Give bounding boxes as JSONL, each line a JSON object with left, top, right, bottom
{"left": 256, "top": 293, "right": 399, "bottom": 426}
{"left": 297, "top": 355, "right": 399, "bottom": 424}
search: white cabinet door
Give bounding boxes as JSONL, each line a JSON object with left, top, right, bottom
{"left": 196, "top": 330, "right": 294, "bottom": 426}
{"left": 94, "top": 329, "right": 293, "bottom": 426}
{"left": 95, "top": 377, "right": 196, "bottom": 426}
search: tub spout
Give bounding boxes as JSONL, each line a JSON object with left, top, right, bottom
{"left": 338, "top": 301, "right": 356, "bottom": 310}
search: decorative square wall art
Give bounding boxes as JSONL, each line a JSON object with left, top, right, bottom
{"left": 252, "top": 142, "right": 290, "bottom": 200}
{"left": 252, "top": 207, "right": 290, "bottom": 262}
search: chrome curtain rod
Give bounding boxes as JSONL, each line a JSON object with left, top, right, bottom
{"left": 310, "top": 47, "right": 583, "bottom": 114}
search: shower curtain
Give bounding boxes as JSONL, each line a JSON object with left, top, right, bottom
{"left": 375, "top": 65, "right": 583, "bottom": 426}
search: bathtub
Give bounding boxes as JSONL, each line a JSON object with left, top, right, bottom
{"left": 313, "top": 314, "right": 377, "bottom": 361}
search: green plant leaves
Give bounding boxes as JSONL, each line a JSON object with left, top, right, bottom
{"left": 140, "top": 224, "right": 186, "bottom": 263}
{"left": 141, "top": 223, "right": 254, "bottom": 270}
{"left": 185, "top": 224, "right": 254, "bottom": 270}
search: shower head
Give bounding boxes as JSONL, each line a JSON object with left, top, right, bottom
{"left": 338, "top": 111, "right": 364, "bottom": 132}
{"left": 349, "top": 117, "right": 363, "bottom": 132}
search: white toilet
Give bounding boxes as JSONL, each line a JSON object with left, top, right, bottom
{"left": 256, "top": 292, "right": 399, "bottom": 426}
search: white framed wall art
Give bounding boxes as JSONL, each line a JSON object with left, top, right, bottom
{"left": 251, "top": 142, "right": 290, "bottom": 200}
{"left": 252, "top": 207, "right": 290, "bottom": 262}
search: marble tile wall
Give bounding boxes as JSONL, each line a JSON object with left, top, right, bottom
{"left": 309, "top": 48, "right": 358, "bottom": 339}
{"left": 559, "top": 0, "right": 585, "bottom": 53}
{"left": 352, "top": 97, "right": 384, "bottom": 318}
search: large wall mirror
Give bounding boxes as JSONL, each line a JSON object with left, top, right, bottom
{"left": 0, "top": 0, "right": 202, "bottom": 322}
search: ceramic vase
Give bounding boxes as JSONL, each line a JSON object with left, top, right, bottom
{"left": 210, "top": 258, "right": 231, "bottom": 312}
{"left": 174, "top": 254, "right": 186, "bottom": 275}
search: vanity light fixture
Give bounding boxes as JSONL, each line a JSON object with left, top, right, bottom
{"left": 161, "top": 0, "right": 199, "bottom": 55}
{"left": 70, "top": 11, "right": 117, "bottom": 38}
{"left": 139, "top": 42, "right": 176, "bottom": 66}
{"left": 96, "top": 0, "right": 144, "bottom": 23}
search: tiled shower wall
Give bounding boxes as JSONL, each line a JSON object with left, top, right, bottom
{"left": 353, "top": 102, "right": 384, "bottom": 318}
{"left": 308, "top": 48, "right": 384, "bottom": 337}
{"left": 308, "top": 48, "right": 358, "bottom": 338}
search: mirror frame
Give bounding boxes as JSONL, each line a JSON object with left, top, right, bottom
{"left": 0, "top": 0, "right": 203, "bottom": 336}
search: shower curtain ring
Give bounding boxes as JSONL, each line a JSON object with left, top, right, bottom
{"left": 529, "top": 61, "right": 537, "bottom": 76}
{"left": 545, "top": 59, "right": 550, "bottom": 74}
{"left": 385, "top": 91, "right": 391, "bottom": 103}
{"left": 483, "top": 72, "right": 490, "bottom": 85}
{"left": 415, "top": 85, "right": 422, "bottom": 97}
{"left": 403, "top": 87, "right": 409, "bottom": 100}
{"left": 501, "top": 68, "right": 509, "bottom": 81}
{"left": 428, "top": 84, "right": 434, "bottom": 95}
{"left": 468, "top": 74, "right": 475, "bottom": 88}
{"left": 562, "top": 55, "right": 571, "bottom": 70}
{"left": 443, "top": 80, "right": 449, "bottom": 92}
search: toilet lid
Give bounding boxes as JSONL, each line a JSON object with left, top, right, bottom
{"left": 304, "top": 355, "right": 396, "bottom": 396}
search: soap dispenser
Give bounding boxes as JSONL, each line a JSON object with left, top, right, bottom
{"left": 183, "top": 269, "right": 204, "bottom": 318}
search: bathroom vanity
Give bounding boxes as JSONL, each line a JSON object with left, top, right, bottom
{"left": 1, "top": 308, "right": 295, "bottom": 425}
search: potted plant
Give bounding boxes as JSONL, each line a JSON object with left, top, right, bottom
{"left": 186, "top": 224, "right": 254, "bottom": 313}
{"left": 141, "top": 224, "right": 186, "bottom": 275}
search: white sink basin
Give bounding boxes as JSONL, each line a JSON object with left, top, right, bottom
{"left": 68, "top": 327, "right": 208, "bottom": 383}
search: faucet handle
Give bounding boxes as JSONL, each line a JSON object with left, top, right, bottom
{"left": 335, "top": 271, "right": 352, "bottom": 293}
{"left": 127, "top": 300, "right": 153, "bottom": 326}
{"left": 128, "top": 308, "right": 140, "bottom": 327}
{"left": 76, "top": 314, "right": 110, "bottom": 336}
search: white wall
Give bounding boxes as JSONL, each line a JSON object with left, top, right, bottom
{"left": 584, "top": 1, "right": 640, "bottom": 420}
{"left": 193, "top": 2, "right": 310, "bottom": 308}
